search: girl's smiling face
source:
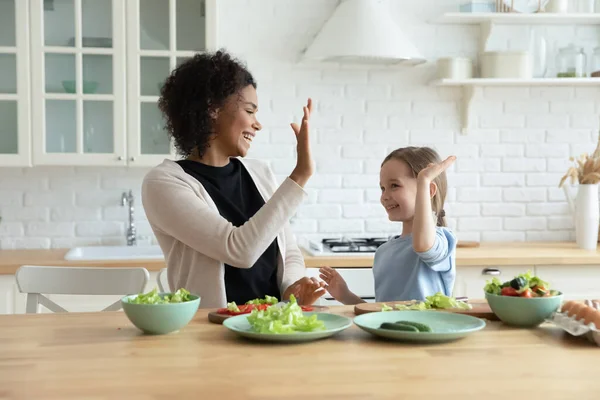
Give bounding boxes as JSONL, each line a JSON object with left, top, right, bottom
{"left": 379, "top": 158, "right": 417, "bottom": 223}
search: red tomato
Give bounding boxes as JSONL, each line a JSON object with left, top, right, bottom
{"left": 300, "top": 305, "right": 314, "bottom": 312}
{"left": 520, "top": 289, "right": 533, "bottom": 298}
{"left": 501, "top": 287, "right": 518, "bottom": 296}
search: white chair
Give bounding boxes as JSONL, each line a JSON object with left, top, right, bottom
{"left": 15, "top": 265, "right": 149, "bottom": 314}
{"left": 157, "top": 268, "right": 169, "bottom": 292}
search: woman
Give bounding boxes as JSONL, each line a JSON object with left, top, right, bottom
{"left": 142, "top": 50, "right": 325, "bottom": 308}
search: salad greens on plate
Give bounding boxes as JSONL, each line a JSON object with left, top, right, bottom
{"left": 246, "top": 294, "right": 325, "bottom": 334}
{"left": 381, "top": 292, "right": 472, "bottom": 312}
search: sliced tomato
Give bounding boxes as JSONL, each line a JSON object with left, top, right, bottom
{"left": 519, "top": 288, "right": 533, "bottom": 298}
{"left": 501, "top": 287, "right": 519, "bottom": 296}
{"left": 300, "top": 305, "right": 314, "bottom": 312}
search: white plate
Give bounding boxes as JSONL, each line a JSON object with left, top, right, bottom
{"left": 504, "top": 0, "right": 549, "bottom": 13}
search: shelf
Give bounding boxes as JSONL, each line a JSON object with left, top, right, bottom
{"left": 434, "top": 12, "right": 600, "bottom": 25}
{"left": 431, "top": 78, "right": 600, "bottom": 135}
{"left": 433, "top": 78, "right": 600, "bottom": 87}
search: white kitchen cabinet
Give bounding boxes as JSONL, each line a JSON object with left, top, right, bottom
{"left": 125, "top": 0, "right": 216, "bottom": 167}
{"left": 31, "top": 0, "right": 127, "bottom": 166}
{"left": 535, "top": 265, "right": 600, "bottom": 300}
{"left": 453, "top": 265, "right": 533, "bottom": 299}
{"left": 305, "top": 267, "right": 375, "bottom": 306}
{"left": 0, "top": 0, "right": 31, "bottom": 166}
{"left": 3, "top": 0, "right": 216, "bottom": 167}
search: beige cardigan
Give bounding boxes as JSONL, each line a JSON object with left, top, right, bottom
{"left": 141, "top": 158, "right": 308, "bottom": 308}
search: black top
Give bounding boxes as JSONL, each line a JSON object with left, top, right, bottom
{"left": 177, "top": 158, "right": 280, "bottom": 304}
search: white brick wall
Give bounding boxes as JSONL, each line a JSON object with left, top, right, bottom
{"left": 1, "top": 0, "right": 599, "bottom": 249}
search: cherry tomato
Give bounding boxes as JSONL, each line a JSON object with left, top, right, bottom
{"left": 501, "top": 287, "right": 519, "bottom": 296}
{"left": 520, "top": 289, "right": 533, "bottom": 298}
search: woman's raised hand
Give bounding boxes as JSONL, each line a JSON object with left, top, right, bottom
{"left": 289, "top": 98, "right": 314, "bottom": 187}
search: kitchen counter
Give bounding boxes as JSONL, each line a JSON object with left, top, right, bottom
{"left": 1, "top": 242, "right": 600, "bottom": 274}
{"left": 0, "top": 306, "right": 596, "bottom": 399}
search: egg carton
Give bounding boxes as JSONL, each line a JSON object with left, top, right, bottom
{"left": 547, "top": 300, "right": 600, "bottom": 347}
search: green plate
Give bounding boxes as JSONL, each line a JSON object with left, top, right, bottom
{"left": 353, "top": 311, "right": 486, "bottom": 342}
{"left": 222, "top": 312, "right": 352, "bottom": 342}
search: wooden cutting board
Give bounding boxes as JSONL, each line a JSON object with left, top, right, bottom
{"left": 354, "top": 300, "right": 498, "bottom": 320}
{"left": 208, "top": 305, "right": 330, "bottom": 324}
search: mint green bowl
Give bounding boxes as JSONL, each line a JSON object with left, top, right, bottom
{"left": 121, "top": 293, "right": 200, "bottom": 335}
{"left": 485, "top": 292, "right": 563, "bottom": 328}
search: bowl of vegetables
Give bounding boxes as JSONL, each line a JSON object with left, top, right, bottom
{"left": 484, "top": 272, "right": 563, "bottom": 328}
{"left": 121, "top": 288, "right": 200, "bottom": 334}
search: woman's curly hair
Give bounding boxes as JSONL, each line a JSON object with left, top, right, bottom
{"left": 158, "top": 49, "right": 256, "bottom": 158}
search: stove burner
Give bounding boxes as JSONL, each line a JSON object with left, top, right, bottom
{"left": 321, "top": 237, "right": 389, "bottom": 253}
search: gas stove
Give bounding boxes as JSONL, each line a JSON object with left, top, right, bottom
{"left": 302, "top": 237, "right": 391, "bottom": 256}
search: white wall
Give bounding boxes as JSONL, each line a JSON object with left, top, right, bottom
{"left": 1, "top": 0, "right": 600, "bottom": 249}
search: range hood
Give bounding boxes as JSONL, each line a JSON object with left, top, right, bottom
{"left": 303, "top": 0, "right": 426, "bottom": 65}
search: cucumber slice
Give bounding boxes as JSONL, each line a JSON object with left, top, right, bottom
{"left": 395, "top": 320, "right": 433, "bottom": 332}
{"left": 379, "top": 322, "right": 419, "bottom": 332}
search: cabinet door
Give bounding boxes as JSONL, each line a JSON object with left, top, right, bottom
{"left": 453, "top": 266, "right": 533, "bottom": 299}
{"left": 31, "top": 0, "right": 127, "bottom": 166}
{"left": 0, "top": 0, "right": 31, "bottom": 166}
{"left": 125, "top": 0, "right": 217, "bottom": 167}
{"left": 535, "top": 265, "right": 600, "bottom": 300}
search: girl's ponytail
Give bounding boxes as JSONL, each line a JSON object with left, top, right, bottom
{"left": 436, "top": 209, "right": 447, "bottom": 227}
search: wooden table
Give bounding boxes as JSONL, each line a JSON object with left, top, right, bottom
{"left": 0, "top": 307, "right": 598, "bottom": 399}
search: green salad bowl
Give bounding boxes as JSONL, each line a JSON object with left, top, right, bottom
{"left": 121, "top": 292, "right": 200, "bottom": 334}
{"left": 485, "top": 292, "right": 563, "bottom": 328}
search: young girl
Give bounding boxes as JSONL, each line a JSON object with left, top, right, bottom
{"left": 319, "top": 146, "right": 457, "bottom": 304}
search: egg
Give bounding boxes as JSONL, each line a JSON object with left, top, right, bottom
{"left": 561, "top": 300, "right": 576, "bottom": 314}
{"left": 578, "top": 306, "right": 596, "bottom": 325}
{"left": 567, "top": 303, "right": 586, "bottom": 319}
{"left": 587, "top": 309, "right": 600, "bottom": 329}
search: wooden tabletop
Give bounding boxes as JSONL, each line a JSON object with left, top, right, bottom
{"left": 1, "top": 242, "right": 600, "bottom": 275}
{"left": 0, "top": 306, "right": 598, "bottom": 399}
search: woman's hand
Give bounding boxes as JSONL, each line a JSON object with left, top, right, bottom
{"left": 282, "top": 276, "right": 326, "bottom": 305}
{"left": 417, "top": 155, "right": 456, "bottom": 184}
{"left": 289, "top": 98, "right": 314, "bottom": 187}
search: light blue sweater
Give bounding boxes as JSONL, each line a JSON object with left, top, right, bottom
{"left": 372, "top": 227, "right": 457, "bottom": 302}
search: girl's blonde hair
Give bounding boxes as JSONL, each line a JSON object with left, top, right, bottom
{"left": 382, "top": 146, "right": 448, "bottom": 227}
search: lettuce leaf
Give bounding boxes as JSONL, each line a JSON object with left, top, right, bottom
{"left": 246, "top": 294, "right": 325, "bottom": 334}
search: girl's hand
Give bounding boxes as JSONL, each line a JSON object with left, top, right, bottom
{"left": 283, "top": 276, "right": 326, "bottom": 305}
{"left": 319, "top": 266, "right": 350, "bottom": 302}
{"left": 417, "top": 155, "right": 456, "bottom": 184}
{"left": 289, "top": 98, "right": 314, "bottom": 187}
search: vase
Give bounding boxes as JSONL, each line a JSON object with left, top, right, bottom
{"left": 575, "top": 184, "right": 600, "bottom": 250}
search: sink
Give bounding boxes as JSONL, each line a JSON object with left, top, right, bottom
{"left": 64, "top": 245, "right": 165, "bottom": 261}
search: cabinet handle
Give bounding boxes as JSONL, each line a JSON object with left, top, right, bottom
{"left": 482, "top": 268, "right": 500, "bottom": 276}
{"left": 117, "top": 156, "right": 124, "bottom": 161}
{"left": 130, "top": 157, "right": 136, "bottom": 162}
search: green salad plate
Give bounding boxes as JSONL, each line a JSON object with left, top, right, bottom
{"left": 222, "top": 312, "right": 352, "bottom": 343}
{"left": 353, "top": 310, "right": 486, "bottom": 343}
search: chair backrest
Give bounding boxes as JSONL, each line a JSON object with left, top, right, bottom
{"left": 157, "top": 268, "right": 169, "bottom": 292}
{"left": 15, "top": 265, "right": 149, "bottom": 314}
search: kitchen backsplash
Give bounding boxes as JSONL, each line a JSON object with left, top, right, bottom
{"left": 1, "top": 0, "right": 600, "bottom": 249}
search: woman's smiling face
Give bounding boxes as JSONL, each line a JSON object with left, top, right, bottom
{"left": 211, "top": 84, "right": 263, "bottom": 158}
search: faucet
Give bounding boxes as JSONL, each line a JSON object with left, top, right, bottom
{"left": 121, "top": 190, "right": 137, "bottom": 246}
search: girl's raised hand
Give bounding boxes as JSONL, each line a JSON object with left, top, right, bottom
{"left": 417, "top": 155, "right": 456, "bottom": 183}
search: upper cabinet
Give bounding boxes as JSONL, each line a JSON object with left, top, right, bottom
{"left": 30, "top": 0, "right": 127, "bottom": 165}
{"left": 126, "top": 0, "right": 213, "bottom": 167}
{"left": 2, "top": 0, "right": 216, "bottom": 167}
{"left": 0, "top": 0, "right": 31, "bottom": 166}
